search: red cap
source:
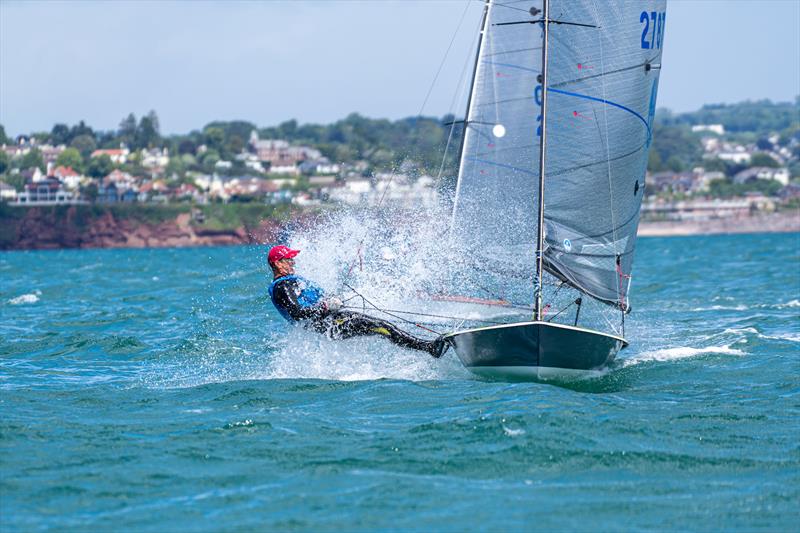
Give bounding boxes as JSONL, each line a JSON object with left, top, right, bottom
{"left": 268, "top": 245, "right": 300, "bottom": 264}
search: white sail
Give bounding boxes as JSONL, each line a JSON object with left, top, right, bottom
{"left": 449, "top": 0, "right": 667, "bottom": 310}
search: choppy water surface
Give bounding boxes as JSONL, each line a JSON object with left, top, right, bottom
{"left": 1, "top": 233, "right": 799, "bottom": 531}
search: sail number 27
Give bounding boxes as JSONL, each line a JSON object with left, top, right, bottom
{"left": 640, "top": 11, "right": 665, "bottom": 49}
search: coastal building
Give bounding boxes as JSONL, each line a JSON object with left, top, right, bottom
{"left": 733, "top": 167, "right": 790, "bottom": 186}
{"left": 0, "top": 182, "right": 17, "bottom": 201}
{"left": 141, "top": 148, "right": 170, "bottom": 169}
{"left": 299, "top": 158, "right": 341, "bottom": 176}
{"left": 691, "top": 124, "right": 725, "bottom": 135}
{"left": 12, "top": 177, "right": 83, "bottom": 205}
{"left": 52, "top": 166, "right": 83, "bottom": 190}
{"left": 248, "top": 132, "right": 321, "bottom": 174}
{"left": 91, "top": 147, "right": 130, "bottom": 164}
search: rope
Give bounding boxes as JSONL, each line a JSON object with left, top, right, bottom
{"left": 341, "top": 285, "right": 445, "bottom": 335}
{"left": 343, "top": 0, "right": 475, "bottom": 283}
{"left": 342, "top": 305, "right": 509, "bottom": 326}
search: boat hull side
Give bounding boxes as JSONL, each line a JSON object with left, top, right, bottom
{"left": 447, "top": 322, "right": 622, "bottom": 373}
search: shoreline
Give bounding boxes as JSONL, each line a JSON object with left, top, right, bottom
{"left": 638, "top": 211, "right": 799, "bottom": 237}
{"left": 1, "top": 206, "right": 798, "bottom": 251}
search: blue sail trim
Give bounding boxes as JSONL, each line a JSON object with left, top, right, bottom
{"left": 467, "top": 157, "right": 538, "bottom": 176}
{"left": 547, "top": 87, "right": 652, "bottom": 138}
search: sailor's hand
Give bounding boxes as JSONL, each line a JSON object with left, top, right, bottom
{"left": 324, "top": 297, "right": 343, "bottom": 313}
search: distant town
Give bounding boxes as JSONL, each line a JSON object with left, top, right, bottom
{"left": 1, "top": 98, "right": 798, "bottom": 232}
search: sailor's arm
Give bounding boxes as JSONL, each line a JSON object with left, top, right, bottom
{"left": 273, "top": 279, "right": 328, "bottom": 320}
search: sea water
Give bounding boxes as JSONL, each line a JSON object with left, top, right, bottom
{"left": 1, "top": 233, "right": 798, "bottom": 531}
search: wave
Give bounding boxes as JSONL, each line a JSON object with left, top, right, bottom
{"left": 263, "top": 327, "right": 468, "bottom": 382}
{"left": 691, "top": 305, "right": 748, "bottom": 312}
{"left": 622, "top": 344, "right": 745, "bottom": 367}
{"left": 7, "top": 290, "right": 41, "bottom": 305}
{"left": 720, "top": 327, "right": 800, "bottom": 343}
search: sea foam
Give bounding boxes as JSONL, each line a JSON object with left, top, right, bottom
{"left": 8, "top": 290, "right": 41, "bottom": 305}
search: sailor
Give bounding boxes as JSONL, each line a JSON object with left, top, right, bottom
{"left": 267, "top": 245, "right": 447, "bottom": 358}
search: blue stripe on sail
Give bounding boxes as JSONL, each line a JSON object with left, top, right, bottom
{"left": 547, "top": 88, "right": 651, "bottom": 138}
{"left": 483, "top": 61, "right": 541, "bottom": 75}
{"left": 467, "top": 157, "right": 537, "bottom": 176}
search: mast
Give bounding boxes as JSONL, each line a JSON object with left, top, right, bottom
{"left": 450, "top": 0, "right": 491, "bottom": 224}
{"left": 534, "top": 0, "right": 550, "bottom": 321}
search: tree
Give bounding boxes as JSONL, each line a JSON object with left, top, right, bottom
{"left": 749, "top": 152, "right": 780, "bottom": 168}
{"left": 135, "top": 110, "right": 160, "bottom": 149}
{"left": 0, "top": 151, "right": 8, "bottom": 174}
{"left": 70, "top": 134, "right": 97, "bottom": 159}
{"left": 81, "top": 182, "right": 98, "bottom": 202}
{"left": 200, "top": 149, "right": 220, "bottom": 172}
{"left": 20, "top": 148, "right": 45, "bottom": 172}
{"left": 2, "top": 173, "right": 25, "bottom": 192}
{"left": 0, "top": 124, "right": 9, "bottom": 145}
{"left": 203, "top": 127, "right": 225, "bottom": 152}
{"left": 55, "top": 147, "right": 84, "bottom": 172}
{"left": 118, "top": 113, "right": 137, "bottom": 145}
{"left": 86, "top": 154, "right": 113, "bottom": 178}
{"left": 178, "top": 139, "right": 196, "bottom": 155}
{"left": 50, "top": 123, "right": 71, "bottom": 145}
{"left": 227, "top": 134, "right": 244, "bottom": 155}
{"left": 69, "top": 120, "right": 94, "bottom": 140}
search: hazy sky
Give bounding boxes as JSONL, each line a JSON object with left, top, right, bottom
{"left": 1, "top": 0, "right": 798, "bottom": 135}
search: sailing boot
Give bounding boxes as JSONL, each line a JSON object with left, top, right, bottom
{"left": 428, "top": 335, "right": 450, "bottom": 358}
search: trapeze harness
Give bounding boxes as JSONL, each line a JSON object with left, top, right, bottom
{"left": 268, "top": 275, "right": 441, "bottom": 355}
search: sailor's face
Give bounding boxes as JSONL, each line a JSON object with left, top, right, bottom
{"left": 275, "top": 258, "right": 295, "bottom": 276}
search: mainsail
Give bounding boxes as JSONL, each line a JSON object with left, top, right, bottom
{"left": 449, "top": 0, "right": 666, "bottom": 313}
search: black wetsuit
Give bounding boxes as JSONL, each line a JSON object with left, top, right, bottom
{"left": 270, "top": 276, "right": 442, "bottom": 355}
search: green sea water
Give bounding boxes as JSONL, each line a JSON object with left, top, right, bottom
{"left": 1, "top": 233, "right": 799, "bottom": 531}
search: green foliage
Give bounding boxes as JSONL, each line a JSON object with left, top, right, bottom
{"left": 118, "top": 113, "right": 137, "bottom": 146}
{"left": 0, "top": 151, "right": 8, "bottom": 174}
{"left": 55, "top": 147, "right": 84, "bottom": 173}
{"left": 70, "top": 134, "right": 97, "bottom": 159}
{"left": 708, "top": 177, "right": 783, "bottom": 198}
{"left": 50, "top": 124, "right": 70, "bottom": 145}
{"left": 648, "top": 123, "right": 702, "bottom": 172}
{"left": 136, "top": 111, "right": 160, "bottom": 149}
{"left": 81, "top": 182, "right": 98, "bottom": 202}
{"left": 661, "top": 98, "right": 800, "bottom": 135}
{"left": 87, "top": 154, "right": 114, "bottom": 178}
{"left": 749, "top": 152, "right": 780, "bottom": 168}
{"left": 2, "top": 173, "right": 25, "bottom": 192}
{"left": 0, "top": 124, "right": 9, "bottom": 145}
{"left": 20, "top": 148, "right": 45, "bottom": 172}
{"left": 196, "top": 203, "right": 290, "bottom": 230}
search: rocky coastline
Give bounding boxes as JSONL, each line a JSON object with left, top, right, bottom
{"left": 1, "top": 206, "right": 798, "bottom": 251}
{"left": 0, "top": 205, "right": 290, "bottom": 250}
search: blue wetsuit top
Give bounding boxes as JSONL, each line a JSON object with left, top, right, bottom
{"left": 269, "top": 275, "right": 326, "bottom": 322}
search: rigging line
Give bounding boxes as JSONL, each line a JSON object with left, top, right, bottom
{"left": 548, "top": 87, "right": 651, "bottom": 139}
{"left": 484, "top": 46, "right": 542, "bottom": 57}
{"left": 475, "top": 95, "right": 537, "bottom": 107}
{"left": 342, "top": 284, "right": 446, "bottom": 335}
{"left": 436, "top": 6, "right": 487, "bottom": 193}
{"left": 491, "top": 1, "right": 534, "bottom": 14}
{"left": 588, "top": 6, "right": 624, "bottom": 312}
{"left": 482, "top": 60, "right": 540, "bottom": 75}
{"left": 494, "top": 19, "right": 597, "bottom": 28}
{"left": 341, "top": 306, "right": 509, "bottom": 326}
{"left": 466, "top": 156, "right": 538, "bottom": 176}
{"left": 545, "top": 298, "right": 576, "bottom": 323}
{"left": 549, "top": 56, "right": 662, "bottom": 89}
{"left": 345, "top": 0, "right": 473, "bottom": 279}
{"left": 449, "top": 0, "right": 492, "bottom": 239}
{"left": 545, "top": 139, "right": 646, "bottom": 178}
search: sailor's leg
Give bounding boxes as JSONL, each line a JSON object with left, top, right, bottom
{"left": 327, "top": 311, "right": 439, "bottom": 354}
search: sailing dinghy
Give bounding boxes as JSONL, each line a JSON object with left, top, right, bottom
{"left": 440, "top": 0, "right": 667, "bottom": 378}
